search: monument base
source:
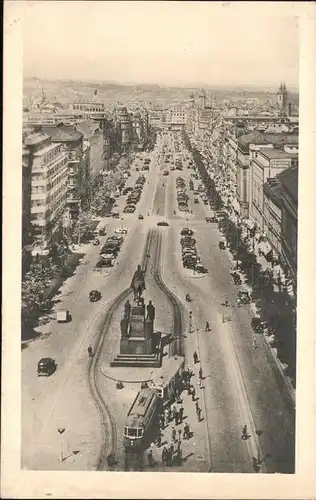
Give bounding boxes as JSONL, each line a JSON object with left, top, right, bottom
{"left": 111, "top": 333, "right": 162, "bottom": 367}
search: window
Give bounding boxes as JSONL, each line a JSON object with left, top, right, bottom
{"left": 127, "top": 428, "right": 138, "bottom": 437}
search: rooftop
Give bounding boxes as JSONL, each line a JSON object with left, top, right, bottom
{"left": 41, "top": 123, "right": 83, "bottom": 142}
{"left": 76, "top": 120, "right": 100, "bottom": 139}
{"left": 259, "top": 148, "right": 298, "bottom": 160}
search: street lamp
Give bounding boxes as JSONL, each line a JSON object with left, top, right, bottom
{"left": 57, "top": 427, "right": 65, "bottom": 462}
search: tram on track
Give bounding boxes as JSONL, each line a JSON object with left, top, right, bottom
{"left": 123, "top": 356, "right": 185, "bottom": 450}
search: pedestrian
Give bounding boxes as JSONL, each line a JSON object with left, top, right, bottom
{"left": 187, "top": 365, "right": 193, "bottom": 379}
{"left": 171, "top": 427, "right": 176, "bottom": 442}
{"left": 183, "top": 422, "right": 190, "bottom": 440}
{"left": 237, "top": 298, "right": 241, "bottom": 308}
{"left": 179, "top": 405, "right": 184, "bottom": 423}
{"left": 205, "top": 321, "right": 210, "bottom": 332}
{"left": 166, "top": 448, "right": 172, "bottom": 467}
{"left": 193, "top": 351, "right": 199, "bottom": 364}
{"left": 178, "top": 428, "right": 182, "bottom": 441}
{"left": 147, "top": 449, "right": 154, "bottom": 467}
{"left": 199, "top": 367, "right": 203, "bottom": 380}
{"left": 161, "top": 446, "right": 167, "bottom": 464}
{"left": 167, "top": 407, "right": 172, "bottom": 422}
{"left": 225, "top": 298, "right": 229, "bottom": 307}
{"left": 88, "top": 346, "right": 93, "bottom": 357}
{"left": 169, "top": 442, "right": 174, "bottom": 455}
{"left": 252, "top": 336, "right": 258, "bottom": 349}
{"left": 156, "top": 431, "right": 162, "bottom": 447}
{"left": 172, "top": 406, "right": 177, "bottom": 421}
{"left": 191, "top": 386, "right": 196, "bottom": 401}
{"left": 198, "top": 378, "right": 202, "bottom": 389}
{"left": 241, "top": 425, "right": 248, "bottom": 440}
{"left": 195, "top": 401, "right": 200, "bottom": 414}
{"left": 197, "top": 408, "right": 202, "bottom": 422}
{"left": 174, "top": 409, "right": 179, "bottom": 425}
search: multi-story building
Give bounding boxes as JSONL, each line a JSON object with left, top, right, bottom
{"left": 24, "top": 132, "right": 68, "bottom": 239}
{"left": 72, "top": 101, "right": 106, "bottom": 121}
{"left": 166, "top": 106, "right": 187, "bottom": 130}
{"left": 41, "top": 123, "right": 88, "bottom": 217}
{"left": 236, "top": 131, "right": 298, "bottom": 219}
{"left": 76, "top": 120, "right": 105, "bottom": 186}
{"left": 278, "top": 166, "right": 298, "bottom": 283}
{"left": 250, "top": 148, "right": 298, "bottom": 231}
{"left": 263, "top": 177, "right": 283, "bottom": 262}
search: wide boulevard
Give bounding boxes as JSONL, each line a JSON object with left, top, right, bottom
{"left": 22, "top": 131, "right": 295, "bottom": 473}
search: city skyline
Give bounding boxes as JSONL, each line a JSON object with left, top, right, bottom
{"left": 23, "top": 1, "right": 299, "bottom": 89}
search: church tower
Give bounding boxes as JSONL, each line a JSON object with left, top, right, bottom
{"left": 277, "top": 82, "right": 288, "bottom": 118}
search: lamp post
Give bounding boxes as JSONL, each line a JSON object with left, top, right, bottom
{"left": 57, "top": 427, "right": 65, "bottom": 462}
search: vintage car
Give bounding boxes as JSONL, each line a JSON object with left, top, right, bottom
{"left": 238, "top": 289, "right": 251, "bottom": 304}
{"left": 219, "top": 239, "right": 226, "bottom": 250}
{"left": 37, "top": 358, "right": 57, "bottom": 377}
{"left": 157, "top": 221, "right": 169, "bottom": 227}
{"left": 89, "top": 290, "right": 101, "bottom": 302}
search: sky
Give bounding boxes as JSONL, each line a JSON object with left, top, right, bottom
{"left": 22, "top": 1, "right": 299, "bottom": 89}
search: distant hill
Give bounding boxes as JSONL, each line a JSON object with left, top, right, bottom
{"left": 23, "top": 77, "right": 299, "bottom": 108}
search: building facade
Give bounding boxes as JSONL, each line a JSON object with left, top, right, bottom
{"left": 24, "top": 132, "right": 68, "bottom": 239}
{"left": 263, "top": 178, "right": 283, "bottom": 260}
{"left": 279, "top": 166, "right": 298, "bottom": 281}
{"left": 236, "top": 132, "right": 298, "bottom": 219}
{"left": 250, "top": 148, "right": 298, "bottom": 230}
{"left": 41, "top": 123, "right": 89, "bottom": 218}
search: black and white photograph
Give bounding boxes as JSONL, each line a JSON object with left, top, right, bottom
{"left": 2, "top": 0, "right": 316, "bottom": 498}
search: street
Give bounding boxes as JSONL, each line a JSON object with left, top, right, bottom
{"left": 22, "top": 131, "right": 295, "bottom": 473}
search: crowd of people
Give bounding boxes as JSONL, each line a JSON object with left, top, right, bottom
{"left": 146, "top": 352, "right": 205, "bottom": 469}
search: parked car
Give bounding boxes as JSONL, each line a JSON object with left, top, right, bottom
{"left": 219, "top": 240, "right": 226, "bottom": 250}
{"left": 37, "top": 358, "right": 57, "bottom": 377}
{"left": 115, "top": 227, "right": 128, "bottom": 234}
{"left": 157, "top": 221, "right": 169, "bottom": 227}
{"left": 251, "top": 317, "right": 265, "bottom": 333}
{"left": 89, "top": 290, "right": 101, "bottom": 302}
{"left": 138, "top": 214, "right": 144, "bottom": 220}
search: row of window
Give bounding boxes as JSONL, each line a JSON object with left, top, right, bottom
{"left": 42, "top": 146, "right": 63, "bottom": 166}
{"left": 74, "top": 105, "right": 103, "bottom": 112}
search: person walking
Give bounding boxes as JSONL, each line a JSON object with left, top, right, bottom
{"left": 183, "top": 422, "right": 190, "bottom": 440}
{"left": 193, "top": 351, "right": 199, "bottom": 364}
{"left": 195, "top": 401, "right": 200, "bottom": 414}
{"left": 179, "top": 405, "right": 184, "bottom": 423}
{"left": 161, "top": 446, "right": 167, "bottom": 464}
{"left": 147, "top": 449, "right": 154, "bottom": 468}
{"left": 191, "top": 385, "right": 196, "bottom": 401}
{"left": 198, "top": 377, "right": 202, "bottom": 389}
{"left": 205, "top": 321, "right": 210, "bottom": 332}
{"left": 172, "top": 406, "right": 177, "bottom": 421}
{"left": 252, "top": 336, "right": 258, "bottom": 349}
{"left": 174, "top": 409, "right": 179, "bottom": 425}
{"left": 199, "top": 367, "right": 203, "bottom": 380}
{"left": 241, "top": 425, "right": 248, "bottom": 440}
{"left": 167, "top": 407, "right": 172, "bottom": 423}
{"left": 87, "top": 346, "right": 93, "bottom": 357}
{"left": 197, "top": 407, "right": 202, "bottom": 422}
{"left": 171, "top": 427, "right": 176, "bottom": 442}
{"left": 178, "top": 428, "right": 182, "bottom": 441}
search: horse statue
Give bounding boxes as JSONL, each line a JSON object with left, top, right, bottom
{"left": 131, "top": 265, "right": 146, "bottom": 302}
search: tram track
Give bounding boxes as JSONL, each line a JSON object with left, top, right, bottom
{"left": 87, "top": 228, "right": 155, "bottom": 470}
{"left": 90, "top": 143, "right": 183, "bottom": 472}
